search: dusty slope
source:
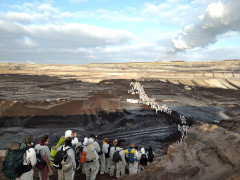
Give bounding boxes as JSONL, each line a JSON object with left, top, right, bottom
{"left": 120, "top": 122, "right": 240, "bottom": 180}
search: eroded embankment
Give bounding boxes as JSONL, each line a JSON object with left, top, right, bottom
{"left": 119, "top": 122, "right": 240, "bottom": 180}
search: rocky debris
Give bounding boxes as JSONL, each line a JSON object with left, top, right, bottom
{"left": 120, "top": 122, "right": 240, "bottom": 180}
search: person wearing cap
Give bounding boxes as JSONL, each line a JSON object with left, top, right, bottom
{"left": 99, "top": 138, "right": 109, "bottom": 175}
{"left": 16, "top": 134, "right": 37, "bottom": 180}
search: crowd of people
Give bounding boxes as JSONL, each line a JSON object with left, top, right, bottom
{"left": 177, "top": 115, "right": 190, "bottom": 143}
{"left": 3, "top": 130, "right": 155, "bottom": 180}
{"left": 128, "top": 82, "right": 172, "bottom": 115}
{"left": 128, "top": 81, "right": 190, "bottom": 143}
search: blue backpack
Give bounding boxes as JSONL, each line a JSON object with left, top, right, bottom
{"left": 128, "top": 148, "right": 135, "bottom": 163}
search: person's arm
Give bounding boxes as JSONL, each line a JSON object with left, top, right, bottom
{"left": 68, "top": 149, "right": 76, "bottom": 169}
{"left": 135, "top": 150, "right": 141, "bottom": 161}
{"left": 45, "top": 146, "right": 51, "bottom": 161}
{"left": 109, "top": 147, "right": 114, "bottom": 160}
{"left": 29, "top": 148, "right": 37, "bottom": 166}
{"left": 121, "top": 150, "right": 126, "bottom": 165}
{"left": 94, "top": 141, "right": 101, "bottom": 153}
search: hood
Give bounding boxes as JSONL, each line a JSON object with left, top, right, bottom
{"left": 35, "top": 144, "right": 43, "bottom": 150}
{"left": 22, "top": 134, "right": 33, "bottom": 145}
{"left": 88, "top": 138, "right": 94, "bottom": 144}
{"left": 65, "top": 130, "right": 72, "bottom": 138}
{"left": 83, "top": 137, "right": 89, "bottom": 146}
{"left": 141, "top": 147, "right": 145, "bottom": 154}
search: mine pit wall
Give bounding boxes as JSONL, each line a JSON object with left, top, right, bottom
{"left": 0, "top": 60, "right": 240, "bottom": 89}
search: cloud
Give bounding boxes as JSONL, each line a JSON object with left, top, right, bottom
{"left": 157, "top": 0, "right": 240, "bottom": 61}
{"left": 0, "top": 2, "right": 135, "bottom": 64}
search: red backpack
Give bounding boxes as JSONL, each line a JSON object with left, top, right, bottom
{"left": 80, "top": 150, "right": 86, "bottom": 164}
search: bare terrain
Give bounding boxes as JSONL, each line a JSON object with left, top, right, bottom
{"left": 0, "top": 60, "right": 240, "bottom": 179}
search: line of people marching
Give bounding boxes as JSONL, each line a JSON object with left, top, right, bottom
{"left": 2, "top": 130, "right": 155, "bottom": 180}
{"left": 128, "top": 82, "right": 172, "bottom": 115}
{"left": 128, "top": 81, "right": 190, "bottom": 143}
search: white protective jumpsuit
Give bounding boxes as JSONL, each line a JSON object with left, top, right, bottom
{"left": 16, "top": 148, "right": 37, "bottom": 180}
{"left": 109, "top": 146, "right": 117, "bottom": 176}
{"left": 99, "top": 141, "right": 109, "bottom": 174}
{"left": 115, "top": 147, "right": 126, "bottom": 178}
{"left": 126, "top": 148, "right": 140, "bottom": 175}
{"left": 85, "top": 138, "right": 100, "bottom": 180}
{"left": 57, "top": 145, "right": 76, "bottom": 180}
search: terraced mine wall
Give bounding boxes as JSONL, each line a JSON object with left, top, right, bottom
{"left": 0, "top": 60, "right": 240, "bottom": 89}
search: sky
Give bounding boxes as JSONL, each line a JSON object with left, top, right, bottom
{"left": 0, "top": 0, "right": 240, "bottom": 65}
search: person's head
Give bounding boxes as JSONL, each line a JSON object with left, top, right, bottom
{"left": 113, "top": 139, "right": 118, "bottom": 147}
{"left": 130, "top": 142, "right": 135, "bottom": 148}
{"left": 73, "top": 131, "right": 77, "bottom": 137}
{"left": 65, "top": 130, "right": 73, "bottom": 138}
{"left": 22, "top": 134, "right": 33, "bottom": 147}
{"left": 88, "top": 138, "right": 94, "bottom": 144}
{"left": 149, "top": 146, "right": 153, "bottom": 152}
{"left": 65, "top": 137, "right": 72, "bottom": 147}
{"left": 103, "top": 138, "right": 109, "bottom": 143}
{"left": 120, "top": 141, "right": 125, "bottom": 148}
{"left": 89, "top": 134, "right": 97, "bottom": 141}
{"left": 140, "top": 147, "right": 145, "bottom": 154}
{"left": 41, "top": 135, "right": 49, "bottom": 144}
{"left": 83, "top": 137, "right": 89, "bottom": 146}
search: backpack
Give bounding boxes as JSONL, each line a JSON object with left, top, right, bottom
{"left": 53, "top": 146, "right": 70, "bottom": 169}
{"left": 113, "top": 149, "right": 122, "bottom": 163}
{"left": 75, "top": 146, "right": 83, "bottom": 160}
{"left": 2, "top": 142, "right": 32, "bottom": 179}
{"left": 84, "top": 144, "right": 96, "bottom": 162}
{"left": 105, "top": 144, "right": 111, "bottom": 158}
{"left": 148, "top": 151, "right": 154, "bottom": 162}
{"left": 97, "top": 141, "right": 103, "bottom": 155}
{"left": 36, "top": 153, "right": 47, "bottom": 169}
{"left": 80, "top": 150, "right": 86, "bottom": 164}
{"left": 139, "top": 153, "right": 148, "bottom": 166}
{"left": 75, "top": 145, "right": 83, "bottom": 168}
{"left": 128, "top": 148, "right": 135, "bottom": 163}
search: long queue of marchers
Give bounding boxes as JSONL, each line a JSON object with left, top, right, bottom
{"left": 128, "top": 81, "right": 190, "bottom": 143}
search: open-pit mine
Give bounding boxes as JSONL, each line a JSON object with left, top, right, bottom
{"left": 0, "top": 60, "right": 240, "bottom": 180}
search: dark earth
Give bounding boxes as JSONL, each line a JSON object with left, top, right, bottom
{"left": 1, "top": 74, "right": 240, "bottom": 179}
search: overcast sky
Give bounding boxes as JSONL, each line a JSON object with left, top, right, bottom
{"left": 0, "top": 0, "right": 239, "bottom": 65}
